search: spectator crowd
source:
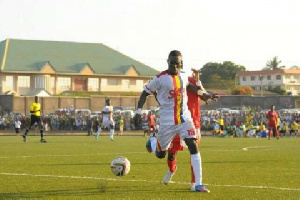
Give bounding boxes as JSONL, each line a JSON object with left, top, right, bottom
{"left": 1, "top": 105, "right": 299, "bottom": 137}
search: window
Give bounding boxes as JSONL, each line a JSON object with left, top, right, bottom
{"left": 276, "top": 75, "right": 281, "bottom": 80}
{"left": 35, "top": 76, "right": 45, "bottom": 88}
{"left": 88, "top": 78, "right": 99, "bottom": 89}
{"left": 268, "top": 86, "right": 272, "bottom": 90}
{"left": 251, "top": 76, "right": 255, "bottom": 81}
{"left": 267, "top": 75, "right": 271, "bottom": 80}
{"left": 101, "top": 78, "right": 107, "bottom": 86}
{"left": 242, "top": 77, "right": 246, "bottom": 81}
{"left": 108, "top": 78, "right": 118, "bottom": 85}
{"left": 259, "top": 75, "right": 264, "bottom": 80}
{"left": 57, "top": 77, "right": 71, "bottom": 89}
{"left": 285, "top": 75, "right": 290, "bottom": 79}
{"left": 6, "top": 76, "right": 13, "bottom": 87}
{"left": 276, "top": 86, "right": 281, "bottom": 90}
{"left": 136, "top": 80, "right": 144, "bottom": 90}
{"left": 121, "top": 79, "right": 130, "bottom": 89}
{"left": 18, "top": 76, "right": 30, "bottom": 87}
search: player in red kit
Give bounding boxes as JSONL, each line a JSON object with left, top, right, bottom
{"left": 266, "top": 105, "right": 279, "bottom": 140}
{"left": 148, "top": 110, "right": 156, "bottom": 136}
{"left": 163, "top": 68, "right": 218, "bottom": 191}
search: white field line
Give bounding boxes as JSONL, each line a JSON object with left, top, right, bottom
{"left": 0, "top": 152, "right": 147, "bottom": 159}
{"left": 0, "top": 172, "right": 299, "bottom": 192}
{"left": 242, "top": 146, "right": 269, "bottom": 151}
{"left": 0, "top": 146, "right": 279, "bottom": 159}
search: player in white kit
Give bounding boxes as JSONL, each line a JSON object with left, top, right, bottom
{"left": 94, "top": 98, "right": 115, "bottom": 141}
{"left": 136, "top": 50, "right": 212, "bottom": 192}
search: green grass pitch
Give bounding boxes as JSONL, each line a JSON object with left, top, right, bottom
{"left": 0, "top": 135, "right": 299, "bottom": 199}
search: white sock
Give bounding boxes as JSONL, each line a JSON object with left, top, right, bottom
{"left": 110, "top": 129, "right": 114, "bottom": 139}
{"left": 190, "top": 153, "right": 202, "bottom": 185}
{"left": 150, "top": 137, "right": 157, "bottom": 154}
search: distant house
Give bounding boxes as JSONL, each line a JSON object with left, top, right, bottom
{"left": 0, "top": 39, "right": 159, "bottom": 96}
{"left": 237, "top": 69, "right": 300, "bottom": 95}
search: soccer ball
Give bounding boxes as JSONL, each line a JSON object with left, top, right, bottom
{"left": 110, "top": 156, "right": 131, "bottom": 176}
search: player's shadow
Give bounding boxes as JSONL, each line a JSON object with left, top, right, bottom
{"left": 0, "top": 188, "right": 100, "bottom": 199}
{"left": 0, "top": 186, "right": 190, "bottom": 198}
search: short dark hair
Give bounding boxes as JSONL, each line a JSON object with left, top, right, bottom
{"left": 168, "top": 50, "right": 182, "bottom": 58}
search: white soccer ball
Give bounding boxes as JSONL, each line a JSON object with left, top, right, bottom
{"left": 110, "top": 156, "right": 131, "bottom": 176}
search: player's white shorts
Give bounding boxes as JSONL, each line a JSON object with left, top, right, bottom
{"left": 181, "top": 127, "right": 201, "bottom": 148}
{"left": 102, "top": 119, "right": 115, "bottom": 127}
{"left": 157, "top": 120, "right": 196, "bottom": 151}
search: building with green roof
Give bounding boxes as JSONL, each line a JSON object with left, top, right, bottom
{"left": 0, "top": 39, "right": 159, "bottom": 96}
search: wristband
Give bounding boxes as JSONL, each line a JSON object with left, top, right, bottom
{"left": 135, "top": 108, "right": 142, "bottom": 115}
{"left": 197, "top": 90, "right": 204, "bottom": 96}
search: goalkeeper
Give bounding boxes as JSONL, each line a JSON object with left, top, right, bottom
{"left": 23, "top": 96, "right": 46, "bottom": 143}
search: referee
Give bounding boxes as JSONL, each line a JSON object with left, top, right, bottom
{"left": 23, "top": 96, "right": 46, "bottom": 143}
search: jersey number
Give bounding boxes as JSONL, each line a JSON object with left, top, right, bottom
{"left": 187, "top": 129, "right": 195, "bottom": 136}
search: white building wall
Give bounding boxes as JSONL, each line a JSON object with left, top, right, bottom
{"left": 239, "top": 72, "right": 300, "bottom": 95}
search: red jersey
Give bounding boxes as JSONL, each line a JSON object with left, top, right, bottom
{"left": 267, "top": 110, "right": 278, "bottom": 126}
{"left": 187, "top": 77, "right": 201, "bottom": 129}
{"left": 148, "top": 114, "right": 156, "bottom": 129}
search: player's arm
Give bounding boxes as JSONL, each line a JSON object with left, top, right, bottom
{"left": 137, "top": 90, "right": 150, "bottom": 110}
{"left": 266, "top": 112, "right": 270, "bottom": 119}
{"left": 30, "top": 103, "right": 36, "bottom": 114}
{"left": 187, "top": 84, "right": 219, "bottom": 104}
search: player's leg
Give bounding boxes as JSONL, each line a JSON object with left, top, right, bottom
{"left": 109, "top": 121, "right": 115, "bottom": 141}
{"left": 182, "top": 121, "right": 209, "bottom": 193}
{"left": 23, "top": 116, "right": 34, "bottom": 142}
{"left": 163, "top": 135, "right": 182, "bottom": 184}
{"left": 191, "top": 128, "right": 201, "bottom": 190}
{"left": 38, "top": 118, "right": 46, "bottom": 143}
{"left": 155, "top": 145, "right": 166, "bottom": 158}
{"left": 162, "top": 151, "right": 177, "bottom": 184}
{"left": 154, "top": 124, "right": 176, "bottom": 159}
{"left": 184, "top": 137, "right": 209, "bottom": 192}
{"left": 268, "top": 127, "right": 272, "bottom": 140}
{"left": 150, "top": 135, "right": 157, "bottom": 153}
{"left": 94, "top": 122, "right": 103, "bottom": 140}
{"left": 274, "top": 127, "right": 279, "bottom": 139}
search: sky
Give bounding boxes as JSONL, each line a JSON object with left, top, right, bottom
{"left": 1, "top": 0, "right": 300, "bottom": 73}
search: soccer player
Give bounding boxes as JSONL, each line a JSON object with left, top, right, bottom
{"left": 22, "top": 96, "right": 46, "bottom": 143}
{"left": 94, "top": 98, "right": 115, "bottom": 141}
{"left": 148, "top": 110, "right": 156, "bottom": 136}
{"left": 141, "top": 112, "right": 149, "bottom": 137}
{"left": 266, "top": 105, "right": 279, "bottom": 140}
{"left": 136, "top": 50, "right": 215, "bottom": 192}
{"left": 162, "top": 68, "right": 214, "bottom": 191}
{"left": 14, "top": 118, "right": 22, "bottom": 134}
{"left": 118, "top": 116, "right": 124, "bottom": 136}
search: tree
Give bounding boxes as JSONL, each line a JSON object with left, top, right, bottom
{"left": 263, "top": 56, "right": 285, "bottom": 70}
{"left": 290, "top": 65, "right": 299, "bottom": 69}
{"left": 199, "top": 61, "right": 246, "bottom": 85}
{"left": 231, "top": 86, "right": 253, "bottom": 95}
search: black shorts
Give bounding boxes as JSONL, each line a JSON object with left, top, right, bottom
{"left": 30, "top": 115, "right": 41, "bottom": 127}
